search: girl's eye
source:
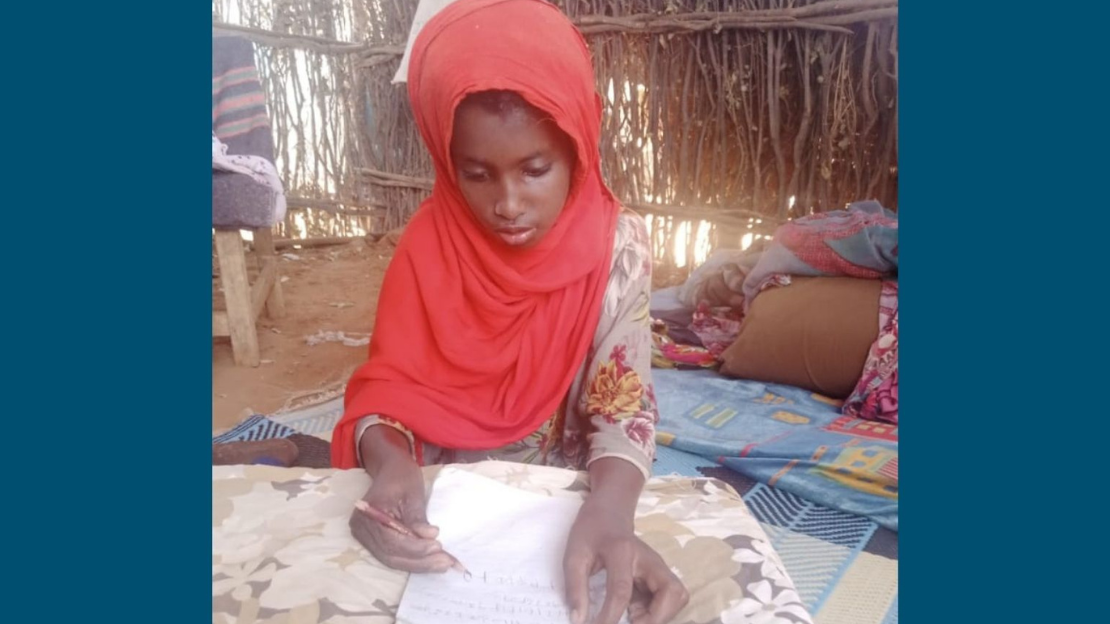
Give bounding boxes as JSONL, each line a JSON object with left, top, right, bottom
{"left": 523, "top": 164, "right": 552, "bottom": 178}
{"left": 461, "top": 170, "right": 489, "bottom": 182}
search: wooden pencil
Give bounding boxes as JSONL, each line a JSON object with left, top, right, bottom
{"left": 355, "top": 500, "right": 416, "bottom": 536}
{"left": 354, "top": 500, "right": 472, "bottom": 578}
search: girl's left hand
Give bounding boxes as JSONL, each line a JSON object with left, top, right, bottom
{"left": 563, "top": 498, "right": 689, "bottom": 624}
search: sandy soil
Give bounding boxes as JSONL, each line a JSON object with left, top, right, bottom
{"left": 211, "top": 237, "right": 395, "bottom": 433}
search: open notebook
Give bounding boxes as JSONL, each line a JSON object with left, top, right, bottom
{"left": 396, "top": 466, "right": 627, "bottom": 624}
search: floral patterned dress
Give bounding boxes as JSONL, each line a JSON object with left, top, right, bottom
{"left": 354, "top": 210, "right": 659, "bottom": 478}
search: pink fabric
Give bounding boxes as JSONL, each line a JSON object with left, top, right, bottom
{"left": 688, "top": 303, "right": 745, "bottom": 357}
{"left": 741, "top": 200, "right": 898, "bottom": 308}
{"left": 843, "top": 280, "right": 898, "bottom": 424}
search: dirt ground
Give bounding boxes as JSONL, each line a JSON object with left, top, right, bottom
{"left": 212, "top": 237, "right": 396, "bottom": 433}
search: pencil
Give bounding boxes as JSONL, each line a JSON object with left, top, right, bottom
{"left": 354, "top": 500, "right": 472, "bottom": 578}
{"left": 355, "top": 499, "right": 416, "bottom": 536}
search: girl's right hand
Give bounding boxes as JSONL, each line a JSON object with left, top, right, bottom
{"left": 349, "top": 448, "right": 456, "bottom": 572}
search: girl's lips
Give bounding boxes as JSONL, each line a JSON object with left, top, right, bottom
{"left": 495, "top": 226, "right": 536, "bottom": 246}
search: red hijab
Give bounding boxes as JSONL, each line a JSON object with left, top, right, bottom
{"left": 331, "top": 0, "right": 619, "bottom": 467}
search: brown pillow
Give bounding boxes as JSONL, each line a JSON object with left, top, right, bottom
{"left": 719, "top": 276, "right": 882, "bottom": 398}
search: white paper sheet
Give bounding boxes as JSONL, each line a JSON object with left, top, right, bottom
{"left": 395, "top": 466, "right": 626, "bottom": 624}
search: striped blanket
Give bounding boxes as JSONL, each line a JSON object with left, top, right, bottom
{"left": 212, "top": 35, "right": 283, "bottom": 229}
{"left": 212, "top": 35, "right": 273, "bottom": 159}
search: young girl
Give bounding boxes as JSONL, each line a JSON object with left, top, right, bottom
{"left": 331, "top": 1, "right": 689, "bottom": 622}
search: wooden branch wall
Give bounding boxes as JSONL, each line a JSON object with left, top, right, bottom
{"left": 213, "top": 0, "right": 898, "bottom": 257}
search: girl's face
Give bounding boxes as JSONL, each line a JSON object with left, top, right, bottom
{"left": 450, "top": 100, "right": 577, "bottom": 248}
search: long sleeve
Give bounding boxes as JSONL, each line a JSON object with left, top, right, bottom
{"left": 569, "top": 212, "right": 659, "bottom": 479}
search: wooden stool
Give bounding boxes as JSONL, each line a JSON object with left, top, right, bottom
{"left": 213, "top": 227, "right": 285, "bottom": 366}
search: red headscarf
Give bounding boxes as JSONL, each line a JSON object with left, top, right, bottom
{"left": 331, "top": 0, "right": 619, "bottom": 467}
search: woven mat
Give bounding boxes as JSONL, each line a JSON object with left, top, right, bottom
{"left": 212, "top": 415, "right": 332, "bottom": 469}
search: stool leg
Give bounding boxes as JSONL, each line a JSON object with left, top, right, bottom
{"left": 253, "top": 226, "right": 286, "bottom": 319}
{"left": 215, "top": 230, "right": 260, "bottom": 367}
